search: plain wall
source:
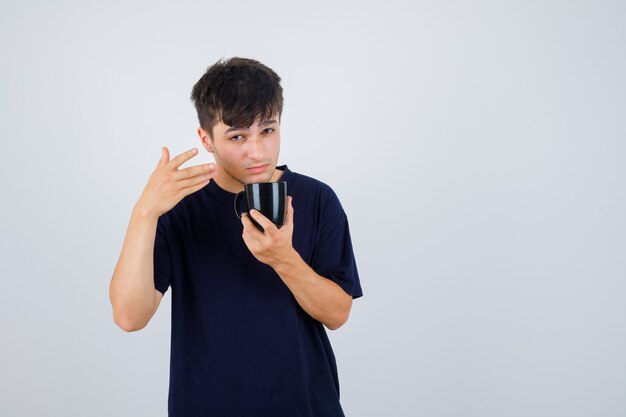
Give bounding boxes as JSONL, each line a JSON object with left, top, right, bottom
{"left": 0, "top": 0, "right": 624, "bottom": 416}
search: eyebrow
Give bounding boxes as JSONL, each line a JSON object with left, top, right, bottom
{"left": 224, "top": 119, "right": 277, "bottom": 135}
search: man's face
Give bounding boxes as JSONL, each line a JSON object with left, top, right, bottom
{"left": 198, "top": 113, "right": 281, "bottom": 187}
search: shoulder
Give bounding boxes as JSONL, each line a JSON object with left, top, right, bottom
{"left": 289, "top": 169, "right": 344, "bottom": 215}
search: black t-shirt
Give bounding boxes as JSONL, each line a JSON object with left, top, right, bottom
{"left": 153, "top": 164, "right": 363, "bottom": 417}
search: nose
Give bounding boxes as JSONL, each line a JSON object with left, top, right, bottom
{"left": 246, "top": 136, "right": 265, "bottom": 161}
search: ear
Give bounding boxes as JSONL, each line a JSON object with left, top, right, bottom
{"left": 197, "top": 127, "right": 214, "bottom": 153}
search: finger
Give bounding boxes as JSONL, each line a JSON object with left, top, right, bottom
{"left": 156, "top": 146, "right": 170, "bottom": 169}
{"left": 178, "top": 172, "right": 212, "bottom": 196}
{"left": 173, "top": 162, "right": 216, "bottom": 180}
{"left": 178, "top": 169, "right": 215, "bottom": 189}
{"left": 241, "top": 212, "right": 263, "bottom": 236}
{"left": 168, "top": 148, "right": 199, "bottom": 169}
{"left": 248, "top": 208, "right": 276, "bottom": 233}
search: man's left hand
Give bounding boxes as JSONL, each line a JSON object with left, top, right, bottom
{"left": 241, "top": 195, "right": 295, "bottom": 268}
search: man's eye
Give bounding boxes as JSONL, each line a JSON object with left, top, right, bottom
{"left": 230, "top": 128, "right": 274, "bottom": 141}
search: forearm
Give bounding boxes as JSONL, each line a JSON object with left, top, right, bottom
{"left": 271, "top": 249, "right": 351, "bottom": 330}
{"left": 109, "top": 204, "right": 159, "bottom": 330}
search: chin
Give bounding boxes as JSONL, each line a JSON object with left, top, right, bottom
{"left": 255, "top": 175, "right": 272, "bottom": 182}
{"left": 240, "top": 172, "right": 270, "bottom": 184}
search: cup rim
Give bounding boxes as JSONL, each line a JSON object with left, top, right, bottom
{"left": 244, "top": 181, "right": 287, "bottom": 187}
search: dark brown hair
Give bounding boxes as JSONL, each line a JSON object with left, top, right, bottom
{"left": 190, "top": 57, "right": 284, "bottom": 141}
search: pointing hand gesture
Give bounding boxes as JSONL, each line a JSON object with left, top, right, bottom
{"left": 136, "top": 147, "right": 216, "bottom": 218}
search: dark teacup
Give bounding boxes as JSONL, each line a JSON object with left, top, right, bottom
{"left": 234, "top": 182, "right": 287, "bottom": 231}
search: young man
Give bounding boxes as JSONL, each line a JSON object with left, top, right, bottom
{"left": 109, "top": 57, "right": 363, "bottom": 416}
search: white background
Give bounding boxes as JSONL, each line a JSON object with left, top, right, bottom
{"left": 1, "top": 0, "right": 625, "bottom": 416}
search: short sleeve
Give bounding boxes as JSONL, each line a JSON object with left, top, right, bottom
{"left": 310, "top": 184, "right": 363, "bottom": 299}
{"left": 153, "top": 214, "right": 172, "bottom": 295}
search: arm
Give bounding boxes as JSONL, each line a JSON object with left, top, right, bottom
{"left": 109, "top": 205, "right": 162, "bottom": 332}
{"left": 109, "top": 146, "right": 217, "bottom": 332}
{"left": 241, "top": 197, "right": 354, "bottom": 331}
{"left": 272, "top": 248, "right": 353, "bottom": 330}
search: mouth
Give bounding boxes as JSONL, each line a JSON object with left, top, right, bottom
{"left": 247, "top": 164, "right": 269, "bottom": 173}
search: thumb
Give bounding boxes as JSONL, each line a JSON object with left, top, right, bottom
{"left": 157, "top": 146, "right": 170, "bottom": 168}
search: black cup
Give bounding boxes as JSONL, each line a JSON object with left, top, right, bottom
{"left": 234, "top": 182, "right": 287, "bottom": 231}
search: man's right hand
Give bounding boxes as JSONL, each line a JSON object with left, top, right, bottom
{"left": 135, "top": 147, "right": 216, "bottom": 219}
